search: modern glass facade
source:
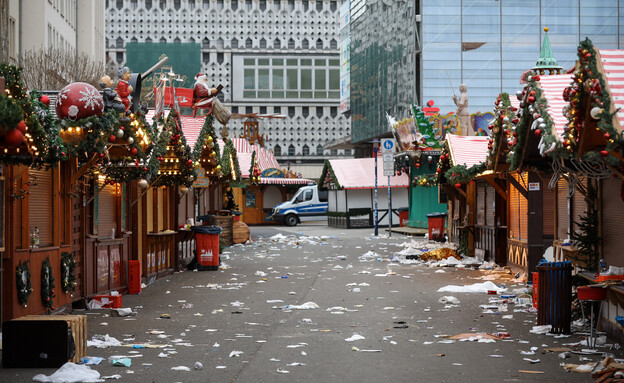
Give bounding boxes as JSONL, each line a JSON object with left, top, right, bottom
{"left": 350, "top": 0, "right": 624, "bottom": 144}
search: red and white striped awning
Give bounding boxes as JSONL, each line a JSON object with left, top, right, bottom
{"left": 536, "top": 74, "right": 574, "bottom": 140}
{"left": 599, "top": 49, "right": 624, "bottom": 131}
{"left": 259, "top": 177, "right": 314, "bottom": 185}
{"left": 327, "top": 158, "right": 409, "bottom": 189}
{"left": 446, "top": 134, "right": 489, "bottom": 167}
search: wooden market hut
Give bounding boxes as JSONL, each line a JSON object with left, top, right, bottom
{"left": 436, "top": 134, "right": 507, "bottom": 262}
{"left": 319, "top": 157, "right": 409, "bottom": 228}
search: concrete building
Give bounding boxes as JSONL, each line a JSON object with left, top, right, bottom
{"left": 105, "top": 0, "right": 351, "bottom": 180}
{"left": 5, "top": 0, "right": 105, "bottom": 64}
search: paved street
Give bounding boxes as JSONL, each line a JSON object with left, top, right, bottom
{"left": 1, "top": 223, "right": 613, "bottom": 382}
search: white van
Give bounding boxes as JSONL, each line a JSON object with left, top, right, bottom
{"left": 270, "top": 185, "right": 328, "bottom": 226}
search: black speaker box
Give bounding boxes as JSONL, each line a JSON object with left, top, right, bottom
{"left": 2, "top": 320, "right": 76, "bottom": 368}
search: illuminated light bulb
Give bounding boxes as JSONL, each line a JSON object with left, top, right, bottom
{"left": 76, "top": 127, "right": 81, "bottom": 132}
{"left": 3, "top": 148, "right": 7, "bottom": 153}
{"left": 68, "top": 127, "right": 73, "bottom": 132}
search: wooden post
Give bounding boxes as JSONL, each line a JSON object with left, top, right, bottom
{"left": 467, "top": 181, "right": 476, "bottom": 257}
{"left": 527, "top": 171, "right": 544, "bottom": 273}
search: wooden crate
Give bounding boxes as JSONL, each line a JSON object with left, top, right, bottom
{"left": 16, "top": 314, "right": 87, "bottom": 363}
{"left": 214, "top": 215, "right": 233, "bottom": 246}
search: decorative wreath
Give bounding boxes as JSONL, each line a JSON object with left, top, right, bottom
{"left": 16, "top": 260, "right": 33, "bottom": 306}
{"left": 41, "top": 257, "right": 56, "bottom": 311}
{"left": 60, "top": 252, "right": 77, "bottom": 295}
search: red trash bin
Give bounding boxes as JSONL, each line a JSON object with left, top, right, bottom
{"left": 192, "top": 226, "right": 222, "bottom": 271}
{"left": 398, "top": 208, "right": 409, "bottom": 227}
{"left": 426, "top": 212, "right": 447, "bottom": 241}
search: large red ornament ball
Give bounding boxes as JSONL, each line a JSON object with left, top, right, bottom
{"left": 4, "top": 128, "right": 24, "bottom": 147}
{"left": 130, "top": 147, "right": 138, "bottom": 156}
{"left": 39, "top": 95, "right": 50, "bottom": 107}
{"left": 109, "top": 134, "right": 116, "bottom": 143}
{"left": 55, "top": 82, "right": 104, "bottom": 120}
{"left": 17, "top": 120, "right": 27, "bottom": 134}
{"left": 186, "top": 159, "right": 193, "bottom": 167}
{"left": 455, "top": 183, "right": 462, "bottom": 189}
{"left": 601, "top": 150, "right": 609, "bottom": 157}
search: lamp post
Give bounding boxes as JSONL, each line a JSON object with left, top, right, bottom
{"left": 371, "top": 140, "right": 380, "bottom": 236}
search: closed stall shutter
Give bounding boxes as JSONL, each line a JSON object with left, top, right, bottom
{"left": 602, "top": 178, "right": 624, "bottom": 266}
{"left": 518, "top": 173, "right": 528, "bottom": 241}
{"left": 542, "top": 187, "right": 555, "bottom": 236}
{"left": 557, "top": 178, "right": 569, "bottom": 240}
{"left": 29, "top": 169, "right": 53, "bottom": 247}
{"left": 509, "top": 179, "right": 520, "bottom": 240}
{"left": 476, "top": 182, "right": 485, "bottom": 226}
{"left": 98, "top": 181, "right": 117, "bottom": 238}
{"left": 485, "top": 184, "right": 495, "bottom": 226}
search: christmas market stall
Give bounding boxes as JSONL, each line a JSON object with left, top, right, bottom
{"left": 436, "top": 134, "right": 491, "bottom": 258}
{"left": 319, "top": 157, "right": 409, "bottom": 229}
{"left": 389, "top": 105, "right": 446, "bottom": 228}
{"left": 561, "top": 41, "right": 624, "bottom": 341}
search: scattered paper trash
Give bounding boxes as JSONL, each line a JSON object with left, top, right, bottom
{"left": 194, "top": 362, "right": 203, "bottom": 370}
{"left": 529, "top": 325, "right": 552, "bottom": 335}
{"left": 438, "top": 281, "right": 507, "bottom": 293}
{"left": 438, "top": 296, "right": 460, "bottom": 305}
{"left": 110, "top": 308, "right": 133, "bottom": 317}
{"left": 286, "top": 302, "right": 319, "bottom": 310}
{"left": 229, "top": 351, "right": 244, "bottom": 358}
{"left": 88, "top": 334, "right": 122, "bottom": 348}
{"left": 345, "top": 334, "right": 365, "bottom": 342}
{"left": 171, "top": 366, "right": 191, "bottom": 371}
{"left": 81, "top": 357, "right": 104, "bottom": 365}
{"left": 111, "top": 358, "right": 131, "bottom": 367}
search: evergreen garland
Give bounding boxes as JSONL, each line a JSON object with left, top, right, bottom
{"left": 16, "top": 260, "right": 33, "bottom": 306}
{"left": 486, "top": 93, "right": 513, "bottom": 168}
{"left": 151, "top": 112, "right": 197, "bottom": 187}
{"left": 569, "top": 181, "right": 600, "bottom": 272}
{"left": 445, "top": 163, "right": 487, "bottom": 185}
{"left": 563, "top": 38, "right": 623, "bottom": 167}
{"left": 413, "top": 174, "right": 438, "bottom": 187}
{"left": 220, "top": 139, "right": 241, "bottom": 182}
{"left": 60, "top": 251, "right": 77, "bottom": 295}
{"left": 318, "top": 159, "right": 341, "bottom": 190}
{"left": 41, "top": 257, "right": 56, "bottom": 311}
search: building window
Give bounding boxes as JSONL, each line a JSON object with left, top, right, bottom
{"left": 331, "top": 149, "right": 338, "bottom": 156}
{"left": 330, "top": 1, "right": 337, "bottom": 12}
{"left": 130, "top": 0, "right": 137, "bottom": 10}
{"left": 116, "top": 37, "right": 124, "bottom": 48}
{"left": 330, "top": 39, "right": 337, "bottom": 50}
{"left": 189, "top": 0, "right": 195, "bottom": 9}
{"left": 246, "top": 38, "right": 253, "bottom": 49}
{"left": 288, "top": 144, "right": 296, "bottom": 156}
{"left": 216, "top": 0, "right": 223, "bottom": 10}
{"left": 116, "top": 0, "right": 123, "bottom": 10}
{"left": 302, "top": 144, "right": 310, "bottom": 156}
{"left": 316, "top": 107, "right": 323, "bottom": 118}
{"left": 287, "top": 0, "right": 295, "bottom": 11}
{"left": 273, "top": 38, "right": 281, "bottom": 49}
{"left": 316, "top": 144, "right": 324, "bottom": 156}
{"left": 246, "top": 106, "right": 253, "bottom": 114}
{"left": 231, "top": 106, "right": 239, "bottom": 114}
{"left": 259, "top": 0, "right": 266, "bottom": 10}
{"left": 217, "top": 52, "right": 224, "bottom": 64}
{"left": 288, "top": 38, "right": 295, "bottom": 49}
{"left": 302, "top": 39, "right": 309, "bottom": 50}
{"left": 159, "top": 37, "right": 167, "bottom": 42}
{"left": 203, "top": 0, "right": 209, "bottom": 9}
{"left": 145, "top": 0, "right": 152, "bottom": 9}
{"left": 274, "top": 106, "right": 281, "bottom": 114}
{"left": 159, "top": 0, "right": 166, "bottom": 10}
{"left": 116, "top": 51, "right": 123, "bottom": 63}
{"left": 202, "top": 52, "right": 210, "bottom": 63}
{"left": 316, "top": 1, "right": 323, "bottom": 11}
{"left": 343, "top": 149, "right": 351, "bottom": 156}
{"left": 259, "top": 38, "right": 266, "bottom": 49}
{"left": 202, "top": 37, "right": 209, "bottom": 48}
{"left": 288, "top": 106, "right": 295, "bottom": 118}
{"left": 231, "top": 38, "right": 238, "bottom": 49}
{"left": 245, "top": 0, "right": 252, "bottom": 11}
{"left": 131, "top": 37, "right": 137, "bottom": 43}
{"left": 146, "top": 37, "right": 152, "bottom": 42}
{"left": 231, "top": 0, "right": 238, "bottom": 10}
{"left": 174, "top": 37, "right": 181, "bottom": 43}
{"left": 260, "top": 106, "right": 267, "bottom": 114}
{"left": 274, "top": 144, "right": 281, "bottom": 156}
{"left": 316, "top": 39, "right": 323, "bottom": 49}
{"left": 302, "top": 106, "right": 309, "bottom": 118}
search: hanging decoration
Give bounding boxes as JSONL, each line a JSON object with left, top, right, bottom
{"left": 394, "top": 154, "right": 411, "bottom": 176}
{"left": 220, "top": 138, "right": 242, "bottom": 183}
{"left": 412, "top": 174, "right": 438, "bottom": 187}
{"left": 40, "top": 257, "right": 56, "bottom": 312}
{"left": 249, "top": 151, "right": 261, "bottom": 184}
{"left": 16, "top": 260, "right": 33, "bottom": 307}
{"left": 60, "top": 252, "right": 77, "bottom": 295}
{"left": 0, "top": 64, "right": 66, "bottom": 166}
{"left": 486, "top": 93, "right": 514, "bottom": 168}
{"left": 193, "top": 114, "right": 222, "bottom": 177}
{"left": 444, "top": 163, "right": 487, "bottom": 185}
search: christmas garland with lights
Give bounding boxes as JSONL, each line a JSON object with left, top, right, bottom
{"left": 192, "top": 114, "right": 222, "bottom": 178}
{"left": 41, "top": 257, "right": 56, "bottom": 311}
{"left": 220, "top": 139, "right": 242, "bottom": 182}
{"left": 318, "top": 159, "right": 341, "bottom": 190}
{"left": 445, "top": 163, "right": 487, "bottom": 185}
{"left": 150, "top": 112, "right": 197, "bottom": 187}
{"left": 486, "top": 93, "right": 513, "bottom": 167}
{"left": 16, "top": 260, "right": 33, "bottom": 306}
{"left": 60, "top": 251, "right": 77, "bottom": 295}
{"left": 249, "top": 151, "right": 262, "bottom": 184}
{"left": 563, "top": 38, "right": 623, "bottom": 168}
{"left": 413, "top": 174, "right": 438, "bottom": 187}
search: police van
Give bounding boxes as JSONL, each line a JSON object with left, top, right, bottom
{"left": 270, "top": 185, "right": 328, "bottom": 226}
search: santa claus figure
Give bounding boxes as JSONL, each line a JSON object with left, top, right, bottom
{"left": 193, "top": 73, "right": 221, "bottom": 115}
{"left": 115, "top": 66, "right": 133, "bottom": 112}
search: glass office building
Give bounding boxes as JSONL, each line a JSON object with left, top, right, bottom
{"left": 350, "top": 0, "right": 624, "bottom": 144}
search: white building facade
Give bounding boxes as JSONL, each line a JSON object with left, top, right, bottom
{"left": 105, "top": 0, "right": 351, "bottom": 179}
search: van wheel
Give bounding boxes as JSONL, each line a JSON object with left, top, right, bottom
{"left": 285, "top": 214, "right": 298, "bottom": 226}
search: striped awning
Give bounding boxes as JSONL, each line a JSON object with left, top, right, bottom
{"left": 536, "top": 74, "right": 574, "bottom": 140}
{"left": 599, "top": 49, "right": 624, "bottom": 131}
{"left": 446, "top": 134, "right": 489, "bottom": 167}
{"left": 327, "top": 157, "right": 409, "bottom": 189}
{"left": 259, "top": 177, "right": 314, "bottom": 185}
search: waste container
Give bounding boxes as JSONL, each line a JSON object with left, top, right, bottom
{"left": 536, "top": 261, "right": 572, "bottom": 334}
{"left": 426, "top": 212, "right": 447, "bottom": 241}
{"left": 191, "top": 225, "right": 222, "bottom": 271}
{"left": 197, "top": 215, "right": 216, "bottom": 226}
{"left": 232, "top": 210, "right": 242, "bottom": 222}
{"left": 398, "top": 208, "right": 409, "bottom": 227}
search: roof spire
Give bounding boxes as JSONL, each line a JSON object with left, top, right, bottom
{"left": 532, "top": 27, "right": 563, "bottom": 75}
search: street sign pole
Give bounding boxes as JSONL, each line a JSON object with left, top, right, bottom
{"left": 380, "top": 138, "right": 396, "bottom": 237}
{"left": 373, "top": 143, "right": 379, "bottom": 236}
{"left": 388, "top": 175, "right": 392, "bottom": 237}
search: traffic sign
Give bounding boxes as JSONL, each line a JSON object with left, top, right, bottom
{"left": 382, "top": 153, "right": 394, "bottom": 162}
{"left": 381, "top": 138, "right": 396, "bottom": 153}
{"left": 384, "top": 169, "right": 395, "bottom": 176}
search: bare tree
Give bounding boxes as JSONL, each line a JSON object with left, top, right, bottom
{"left": 0, "top": 0, "right": 9, "bottom": 63}
{"left": 19, "top": 48, "right": 112, "bottom": 91}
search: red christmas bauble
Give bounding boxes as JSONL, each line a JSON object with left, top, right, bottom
{"left": 436, "top": 168, "right": 442, "bottom": 174}
{"left": 4, "top": 128, "right": 24, "bottom": 147}
{"left": 455, "top": 183, "right": 462, "bottom": 188}
{"left": 55, "top": 82, "right": 104, "bottom": 120}
{"left": 528, "top": 96, "right": 536, "bottom": 103}
{"left": 601, "top": 150, "right": 609, "bottom": 157}
{"left": 186, "top": 159, "right": 193, "bottom": 167}
{"left": 130, "top": 147, "right": 138, "bottom": 156}
{"left": 535, "top": 129, "right": 542, "bottom": 136}
{"left": 39, "top": 95, "right": 50, "bottom": 106}
{"left": 109, "top": 134, "right": 116, "bottom": 142}
{"left": 605, "top": 132, "right": 611, "bottom": 140}
{"left": 16, "top": 120, "right": 27, "bottom": 134}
